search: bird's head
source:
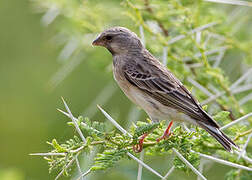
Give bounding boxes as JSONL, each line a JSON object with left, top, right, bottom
{"left": 92, "top": 27, "right": 143, "bottom": 55}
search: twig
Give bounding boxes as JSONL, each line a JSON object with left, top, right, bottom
{"left": 234, "top": 150, "right": 252, "bottom": 164}
{"left": 230, "top": 68, "right": 252, "bottom": 89}
{"left": 187, "top": 63, "right": 203, "bottom": 68}
{"left": 213, "top": 50, "right": 225, "bottom": 67}
{"left": 196, "top": 31, "right": 201, "bottom": 44}
{"left": 202, "top": 83, "right": 252, "bottom": 105}
{"left": 203, "top": 33, "right": 211, "bottom": 48}
{"left": 75, "top": 156, "right": 84, "bottom": 180}
{"left": 187, "top": 77, "right": 235, "bottom": 120}
{"left": 76, "top": 168, "right": 92, "bottom": 180}
{"left": 232, "top": 84, "right": 252, "bottom": 94}
{"left": 98, "top": 105, "right": 165, "bottom": 178}
{"left": 172, "top": 148, "right": 207, "bottom": 180}
{"left": 144, "top": 0, "right": 169, "bottom": 36}
{"left": 139, "top": 25, "right": 145, "bottom": 46}
{"left": 187, "top": 77, "right": 213, "bottom": 96}
{"left": 220, "top": 113, "right": 252, "bottom": 130}
{"left": 193, "top": 151, "right": 252, "bottom": 171}
{"left": 208, "top": 32, "right": 226, "bottom": 41}
{"left": 162, "top": 46, "right": 168, "bottom": 66}
{"left": 30, "top": 152, "right": 66, "bottom": 156}
{"left": 237, "top": 133, "right": 252, "bottom": 161}
{"left": 234, "top": 129, "right": 252, "bottom": 141}
{"left": 197, "top": 158, "right": 206, "bottom": 180}
{"left": 58, "top": 108, "right": 101, "bottom": 135}
{"left": 55, "top": 157, "right": 76, "bottom": 180}
{"left": 162, "top": 166, "right": 175, "bottom": 180}
{"left": 239, "top": 92, "right": 252, "bottom": 105}
{"left": 62, "top": 97, "right": 86, "bottom": 143}
{"left": 201, "top": 91, "right": 225, "bottom": 105}
{"left": 55, "top": 99, "right": 90, "bottom": 180}
{"left": 168, "top": 22, "right": 218, "bottom": 45}
{"left": 97, "top": 105, "right": 132, "bottom": 137}
{"left": 41, "top": 5, "right": 60, "bottom": 26}
{"left": 137, "top": 150, "right": 144, "bottom": 180}
{"left": 204, "top": 0, "right": 252, "bottom": 7}
{"left": 183, "top": 46, "right": 228, "bottom": 62}
{"left": 58, "top": 37, "right": 78, "bottom": 62}
{"left": 127, "top": 152, "right": 164, "bottom": 179}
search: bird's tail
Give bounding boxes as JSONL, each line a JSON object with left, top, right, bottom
{"left": 197, "top": 122, "right": 238, "bottom": 152}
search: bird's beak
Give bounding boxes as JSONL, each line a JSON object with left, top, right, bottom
{"left": 92, "top": 36, "right": 103, "bottom": 46}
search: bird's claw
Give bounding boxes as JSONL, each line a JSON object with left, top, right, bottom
{"left": 132, "top": 121, "right": 173, "bottom": 152}
{"left": 132, "top": 133, "right": 148, "bottom": 153}
{"left": 156, "top": 132, "right": 171, "bottom": 142}
{"left": 156, "top": 121, "right": 173, "bottom": 142}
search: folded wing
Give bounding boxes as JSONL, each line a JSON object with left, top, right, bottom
{"left": 123, "top": 56, "right": 219, "bottom": 128}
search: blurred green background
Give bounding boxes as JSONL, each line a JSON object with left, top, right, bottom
{"left": 0, "top": 0, "right": 251, "bottom": 180}
{"left": 0, "top": 0, "right": 89, "bottom": 179}
{"left": 0, "top": 0, "right": 130, "bottom": 179}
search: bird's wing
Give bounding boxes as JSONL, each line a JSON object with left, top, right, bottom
{"left": 123, "top": 56, "right": 219, "bottom": 128}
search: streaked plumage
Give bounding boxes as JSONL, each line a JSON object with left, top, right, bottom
{"left": 92, "top": 26, "right": 237, "bottom": 152}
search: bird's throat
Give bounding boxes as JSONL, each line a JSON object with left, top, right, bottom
{"left": 106, "top": 45, "right": 115, "bottom": 55}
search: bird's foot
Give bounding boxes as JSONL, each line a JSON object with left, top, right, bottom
{"left": 156, "top": 121, "right": 173, "bottom": 142}
{"left": 132, "top": 133, "right": 148, "bottom": 153}
{"left": 132, "top": 121, "right": 173, "bottom": 152}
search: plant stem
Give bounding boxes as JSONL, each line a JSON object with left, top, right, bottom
{"left": 234, "top": 129, "right": 252, "bottom": 141}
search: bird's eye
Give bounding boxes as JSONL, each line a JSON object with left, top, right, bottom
{"left": 105, "top": 35, "right": 113, "bottom": 41}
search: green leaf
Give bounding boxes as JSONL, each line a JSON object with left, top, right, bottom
{"left": 213, "top": 111, "right": 230, "bottom": 122}
{"left": 133, "top": 122, "right": 160, "bottom": 144}
{"left": 91, "top": 149, "right": 127, "bottom": 171}
{"left": 52, "top": 139, "right": 68, "bottom": 153}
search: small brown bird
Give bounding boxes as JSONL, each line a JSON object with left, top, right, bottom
{"left": 92, "top": 27, "right": 237, "bottom": 152}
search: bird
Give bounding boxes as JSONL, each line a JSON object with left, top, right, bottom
{"left": 92, "top": 26, "right": 238, "bottom": 152}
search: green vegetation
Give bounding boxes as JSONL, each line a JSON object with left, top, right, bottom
{"left": 39, "top": 108, "right": 252, "bottom": 179}
{"left": 31, "top": 0, "right": 252, "bottom": 179}
{"left": 1, "top": 0, "right": 251, "bottom": 180}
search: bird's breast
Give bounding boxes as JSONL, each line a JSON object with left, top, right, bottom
{"left": 112, "top": 56, "right": 195, "bottom": 124}
{"left": 113, "top": 65, "right": 179, "bottom": 121}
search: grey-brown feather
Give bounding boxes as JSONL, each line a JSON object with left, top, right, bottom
{"left": 93, "top": 26, "right": 238, "bottom": 152}
{"left": 123, "top": 49, "right": 219, "bottom": 128}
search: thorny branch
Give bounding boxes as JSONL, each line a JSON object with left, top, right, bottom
{"left": 31, "top": 0, "right": 252, "bottom": 179}
{"left": 31, "top": 104, "right": 252, "bottom": 180}
{"left": 143, "top": 0, "right": 169, "bottom": 36}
